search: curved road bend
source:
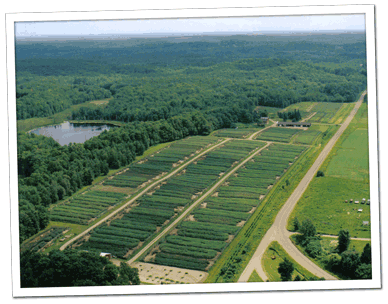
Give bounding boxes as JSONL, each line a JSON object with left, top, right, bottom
{"left": 238, "top": 91, "right": 366, "bottom": 282}
{"left": 60, "top": 138, "right": 232, "bottom": 251}
{"left": 126, "top": 142, "right": 272, "bottom": 265}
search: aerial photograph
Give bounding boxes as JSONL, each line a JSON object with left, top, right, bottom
{"left": 9, "top": 6, "right": 379, "bottom": 297}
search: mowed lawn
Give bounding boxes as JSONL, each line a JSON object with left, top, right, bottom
{"left": 325, "top": 129, "right": 369, "bottom": 181}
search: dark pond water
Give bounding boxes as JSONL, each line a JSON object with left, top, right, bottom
{"left": 30, "top": 121, "right": 114, "bottom": 146}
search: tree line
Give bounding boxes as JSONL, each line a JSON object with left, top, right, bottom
{"left": 20, "top": 249, "right": 140, "bottom": 287}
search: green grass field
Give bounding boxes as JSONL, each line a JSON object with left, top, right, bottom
{"left": 248, "top": 270, "right": 264, "bottom": 282}
{"left": 325, "top": 129, "right": 369, "bottom": 181}
{"left": 288, "top": 177, "right": 370, "bottom": 238}
{"left": 262, "top": 241, "right": 319, "bottom": 281}
{"left": 289, "top": 102, "right": 370, "bottom": 238}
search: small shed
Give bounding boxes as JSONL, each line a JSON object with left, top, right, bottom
{"left": 358, "top": 209, "right": 363, "bottom": 213}
{"left": 363, "top": 221, "right": 369, "bottom": 226}
{"left": 100, "top": 252, "right": 112, "bottom": 260}
{"left": 367, "top": 199, "right": 370, "bottom": 205}
{"left": 355, "top": 200, "right": 360, "bottom": 204}
{"left": 344, "top": 200, "right": 348, "bottom": 203}
{"left": 362, "top": 198, "right": 366, "bottom": 204}
{"left": 350, "top": 199, "right": 353, "bottom": 203}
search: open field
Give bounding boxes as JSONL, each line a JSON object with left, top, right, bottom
{"left": 325, "top": 129, "right": 369, "bottom": 181}
{"left": 262, "top": 241, "right": 319, "bottom": 281}
{"left": 288, "top": 102, "right": 370, "bottom": 238}
{"left": 144, "top": 143, "right": 306, "bottom": 273}
{"left": 288, "top": 177, "right": 370, "bottom": 238}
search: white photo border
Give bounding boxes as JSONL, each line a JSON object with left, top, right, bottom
{"left": 7, "top": 4, "right": 380, "bottom": 298}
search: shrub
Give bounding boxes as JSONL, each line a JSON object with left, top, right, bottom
{"left": 316, "top": 170, "right": 325, "bottom": 177}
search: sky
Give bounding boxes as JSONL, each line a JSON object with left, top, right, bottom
{"left": 15, "top": 14, "right": 365, "bottom": 37}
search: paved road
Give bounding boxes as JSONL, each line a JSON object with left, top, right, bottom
{"left": 238, "top": 91, "right": 366, "bottom": 282}
{"left": 127, "top": 142, "right": 272, "bottom": 265}
{"left": 60, "top": 138, "right": 231, "bottom": 251}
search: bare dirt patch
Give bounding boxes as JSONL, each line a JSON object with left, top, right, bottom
{"left": 260, "top": 195, "right": 266, "bottom": 200}
{"left": 201, "top": 202, "right": 207, "bottom": 208}
{"left": 191, "top": 195, "right": 198, "bottom": 200}
{"left": 267, "top": 184, "right": 273, "bottom": 190}
{"left": 212, "top": 192, "right": 219, "bottom": 197}
{"left": 174, "top": 206, "right": 185, "bottom": 213}
{"left": 170, "top": 228, "right": 178, "bottom": 235}
{"left": 226, "top": 235, "right": 235, "bottom": 243}
{"left": 276, "top": 176, "right": 280, "bottom": 180}
{"left": 131, "top": 262, "right": 208, "bottom": 285}
{"left": 249, "top": 207, "right": 257, "bottom": 214}
{"left": 185, "top": 215, "right": 196, "bottom": 222}
{"left": 236, "top": 220, "right": 246, "bottom": 227}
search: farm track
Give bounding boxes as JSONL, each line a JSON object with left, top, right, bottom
{"left": 248, "top": 120, "right": 277, "bottom": 140}
{"left": 238, "top": 92, "right": 366, "bottom": 282}
{"left": 126, "top": 142, "right": 272, "bottom": 265}
{"left": 59, "top": 138, "right": 232, "bottom": 251}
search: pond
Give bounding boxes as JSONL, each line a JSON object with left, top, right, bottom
{"left": 29, "top": 121, "right": 114, "bottom": 146}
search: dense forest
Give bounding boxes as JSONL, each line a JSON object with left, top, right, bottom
{"left": 16, "top": 33, "right": 367, "bottom": 245}
{"left": 20, "top": 249, "right": 140, "bottom": 287}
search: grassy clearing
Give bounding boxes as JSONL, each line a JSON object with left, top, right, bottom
{"left": 248, "top": 270, "right": 263, "bottom": 282}
{"left": 288, "top": 177, "right": 370, "bottom": 238}
{"left": 325, "top": 129, "right": 369, "bottom": 181}
{"left": 262, "top": 241, "right": 319, "bottom": 281}
{"left": 89, "top": 98, "right": 112, "bottom": 105}
{"left": 289, "top": 102, "right": 370, "bottom": 238}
